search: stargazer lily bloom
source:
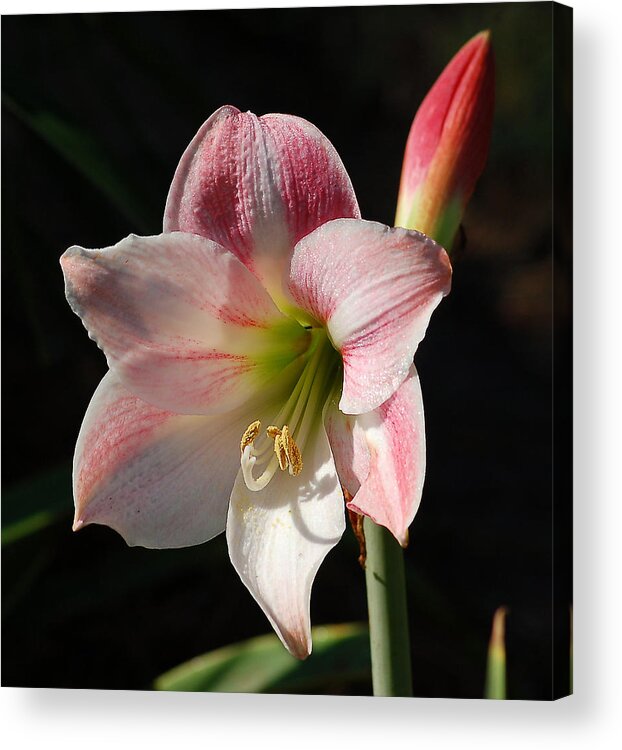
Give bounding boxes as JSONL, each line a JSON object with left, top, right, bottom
{"left": 61, "top": 106, "right": 451, "bottom": 658}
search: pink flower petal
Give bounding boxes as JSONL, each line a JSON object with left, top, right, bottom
{"left": 287, "top": 218, "right": 452, "bottom": 414}
{"left": 325, "top": 367, "right": 425, "bottom": 546}
{"left": 164, "top": 106, "right": 360, "bottom": 302}
{"left": 73, "top": 372, "right": 262, "bottom": 548}
{"left": 61, "top": 232, "right": 309, "bottom": 415}
{"left": 226, "top": 420, "right": 345, "bottom": 659}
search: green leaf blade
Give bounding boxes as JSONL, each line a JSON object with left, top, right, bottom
{"left": 155, "top": 622, "right": 371, "bottom": 695}
{"left": 2, "top": 463, "right": 72, "bottom": 545}
{"left": 484, "top": 606, "right": 508, "bottom": 699}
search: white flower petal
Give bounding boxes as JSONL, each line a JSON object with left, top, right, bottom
{"left": 61, "top": 232, "right": 309, "bottom": 415}
{"left": 73, "top": 371, "right": 284, "bottom": 548}
{"left": 226, "top": 419, "right": 345, "bottom": 658}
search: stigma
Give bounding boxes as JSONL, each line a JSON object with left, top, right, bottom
{"left": 240, "top": 421, "right": 303, "bottom": 492}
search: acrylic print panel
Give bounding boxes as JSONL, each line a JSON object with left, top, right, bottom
{"left": 1, "top": 1, "right": 572, "bottom": 699}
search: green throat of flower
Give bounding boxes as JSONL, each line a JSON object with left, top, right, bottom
{"left": 239, "top": 330, "right": 339, "bottom": 491}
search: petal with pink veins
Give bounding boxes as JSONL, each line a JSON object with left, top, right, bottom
{"left": 164, "top": 106, "right": 360, "bottom": 304}
{"left": 226, "top": 420, "right": 345, "bottom": 659}
{"left": 73, "top": 371, "right": 281, "bottom": 548}
{"left": 61, "top": 232, "right": 309, "bottom": 415}
{"left": 325, "top": 367, "right": 425, "bottom": 546}
{"left": 287, "top": 218, "right": 452, "bottom": 414}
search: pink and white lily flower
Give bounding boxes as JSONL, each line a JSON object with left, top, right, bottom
{"left": 61, "top": 106, "right": 451, "bottom": 659}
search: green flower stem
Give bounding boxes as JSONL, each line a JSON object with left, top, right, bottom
{"left": 364, "top": 517, "right": 413, "bottom": 696}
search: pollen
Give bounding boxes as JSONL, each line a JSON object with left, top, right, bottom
{"left": 269, "top": 424, "right": 303, "bottom": 476}
{"left": 240, "top": 420, "right": 303, "bottom": 484}
{"left": 281, "top": 425, "right": 292, "bottom": 456}
{"left": 240, "top": 420, "right": 261, "bottom": 453}
{"left": 274, "top": 434, "right": 288, "bottom": 471}
{"left": 280, "top": 425, "right": 303, "bottom": 476}
{"left": 287, "top": 439, "right": 303, "bottom": 476}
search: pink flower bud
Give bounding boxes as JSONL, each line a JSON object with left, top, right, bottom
{"left": 395, "top": 31, "right": 494, "bottom": 249}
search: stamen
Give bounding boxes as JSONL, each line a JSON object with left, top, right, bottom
{"left": 287, "top": 439, "right": 303, "bottom": 476}
{"left": 274, "top": 434, "right": 288, "bottom": 471}
{"left": 280, "top": 425, "right": 302, "bottom": 476}
{"left": 281, "top": 425, "right": 292, "bottom": 456}
{"left": 239, "top": 420, "right": 304, "bottom": 489}
{"left": 238, "top": 331, "right": 335, "bottom": 493}
{"left": 240, "top": 420, "right": 261, "bottom": 453}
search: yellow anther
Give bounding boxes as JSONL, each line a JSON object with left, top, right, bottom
{"left": 241, "top": 420, "right": 303, "bottom": 481}
{"left": 269, "top": 424, "right": 303, "bottom": 476}
{"left": 279, "top": 425, "right": 302, "bottom": 475}
{"left": 281, "top": 425, "right": 291, "bottom": 455}
{"left": 274, "top": 434, "right": 289, "bottom": 471}
{"left": 287, "top": 439, "right": 303, "bottom": 476}
{"left": 240, "top": 420, "right": 261, "bottom": 453}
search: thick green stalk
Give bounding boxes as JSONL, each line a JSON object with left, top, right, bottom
{"left": 364, "top": 517, "right": 413, "bottom": 696}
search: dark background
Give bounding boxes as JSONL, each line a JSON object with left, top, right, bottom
{"left": 1, "top": 2, "right": 572, "bottom": 698}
